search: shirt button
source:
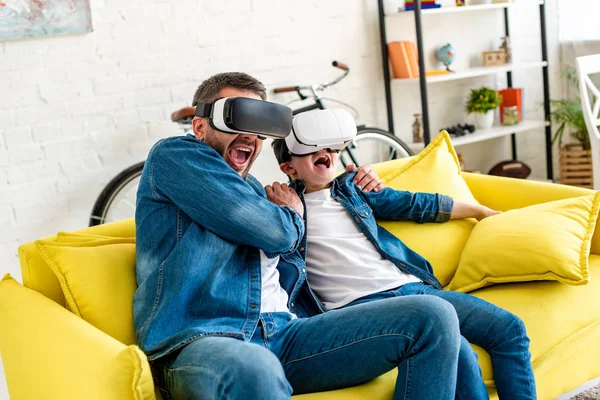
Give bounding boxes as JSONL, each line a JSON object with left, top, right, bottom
{"left": 299, "top": 247, "right": 305, "bottom": 252}
{"left": 354, "top": 217, "right": 360, "bottom": 222}
{"left": 251, "top": 304, "right": 257, "bottom": 309}
{"left": 291, "top": 303, "right": 295, "bottom": 307}
{"left": 302, "top": 269, "right": 306, "bottom": 273}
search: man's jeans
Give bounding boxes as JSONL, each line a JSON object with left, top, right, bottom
{"left": 152, "top": 295, "right": 462, "bottom": 400}
{"left": 348, "top": 282, "right": 537, "bottom": 400}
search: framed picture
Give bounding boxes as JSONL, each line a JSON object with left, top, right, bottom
{"left": 0, "top": 0, "right": 93, "bottom": 41}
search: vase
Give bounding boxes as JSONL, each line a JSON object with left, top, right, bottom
{"left": 474, "top": 110, "right": 494, "bottom": 130}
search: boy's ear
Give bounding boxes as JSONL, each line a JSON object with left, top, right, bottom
{"left": 280, "top": 162, "right": 295, "bottom": 176}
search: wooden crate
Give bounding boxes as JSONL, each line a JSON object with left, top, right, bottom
{"left": 559, "top": 143, "right": 593, "bottom": 188}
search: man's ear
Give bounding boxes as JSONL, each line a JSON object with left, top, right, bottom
{"left": 280, "top": 162, "right": 295, "bottom": 176}
{"left": 192, "top": 117, "right": 207, "bottom": 141}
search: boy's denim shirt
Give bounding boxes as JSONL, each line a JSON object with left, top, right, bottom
{"left": 134, "top": 134, "right": 307, "bottom": 360}
{"left": 278, "top": 172, "right": 454, "bottom": 314}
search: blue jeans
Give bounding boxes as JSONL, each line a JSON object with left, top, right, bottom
{"left": 152, "top": 295, "right": 462, "bottom": 399}
{"left": 348, "top": 282, "right": 536, "bottom": 400}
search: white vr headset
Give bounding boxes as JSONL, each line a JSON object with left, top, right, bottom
{"left": 284, "top": 109, "right": 357, "bottom": 157}
{"left": 195, "top": 97, "right": 293, "bottom": 139}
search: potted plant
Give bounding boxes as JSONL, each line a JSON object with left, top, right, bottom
{"left": 465, "top": 87, "right": 502, "bottom": 130}
{"left": 549, "top": 68, "right": 592, "bottom": 188}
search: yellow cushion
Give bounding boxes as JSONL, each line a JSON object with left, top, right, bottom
{"left": 35, "top": 236, "right": 138, "bottom": 345}
{"left": 372, "top": 131, "right": 478, "bottom": 286}
{"left": 450, "top": 193, "right": 600, "bottom": 293}
{"left": 0, "top": 274, "right": 155, "bottom": 400}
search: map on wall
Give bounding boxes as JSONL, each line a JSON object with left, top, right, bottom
{"left": 0, "top": 0, "right": 92, "bottom": 41}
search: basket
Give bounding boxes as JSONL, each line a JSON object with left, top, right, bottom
{"left": 559, "top": 143, "right": 593, "bottom": 188}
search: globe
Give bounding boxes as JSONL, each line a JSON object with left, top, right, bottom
{"left": 437, "top": 43, "right": 456, "bottom": 71}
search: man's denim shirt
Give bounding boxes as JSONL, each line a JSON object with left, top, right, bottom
{"left": 134, "top": 134, "right": 306, "bottom": 360}
{"left": 277, "top": 172, "right": 454, "bottom": 315}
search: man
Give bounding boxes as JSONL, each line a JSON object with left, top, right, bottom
{"left": 134, "top": 72, "right": 463, "bottom": 400}
{"left": 269, "top": 127, "right": 537, "bottom": 400}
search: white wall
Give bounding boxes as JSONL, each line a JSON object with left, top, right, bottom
{"left": 0, "top": 0, "right": 561, "bottom": 398}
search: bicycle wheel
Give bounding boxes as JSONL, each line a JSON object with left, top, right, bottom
{"left": 89, "top": 161, "right": 145, "bottom": 226}
{"left": 338, "top": 127, "right": 414, "bottom": 168}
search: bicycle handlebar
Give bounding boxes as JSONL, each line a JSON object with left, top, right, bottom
{"left": 273, "top": 86, "right": 298, "bottom": 94}
{"left": 332, "top": 61, "right": 349, "bottom": 71}
{"left": 272, "top": 61, "right": 350, "bottom": 94}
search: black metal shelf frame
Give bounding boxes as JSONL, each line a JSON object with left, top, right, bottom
{"left": 377, "top": 0, "right": 554, "bottom": 180}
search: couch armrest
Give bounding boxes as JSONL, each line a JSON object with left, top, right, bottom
{"left": 462, "top": 173, "right": 600, "bottom": 255}
{"left": 0, "top": 274, "right": 155, "bottom": 400}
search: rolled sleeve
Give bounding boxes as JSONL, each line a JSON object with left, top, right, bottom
{"left": 435, "top": 194, "right": 454, "bottom": 223}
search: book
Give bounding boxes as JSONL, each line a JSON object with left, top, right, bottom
{"left": 405, "top": 4, "right": 442, "bottom": 10}
{"left": 388, "top": 41, "right": 419, "bottom": 79}
{"left": 499, "top": 88, "right": 523, "bottom": 124}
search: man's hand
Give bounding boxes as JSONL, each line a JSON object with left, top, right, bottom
{"left": 346, "top": 164, "right": 386, "bottom": 193}
{"left": 265, "top": 182, "right": 304, "bottom": 218}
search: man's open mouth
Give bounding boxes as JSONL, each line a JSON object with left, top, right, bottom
{"left": 228, "top": 145, "right": 253, "bottom": 169}
{"left": 314, "top": 155, "right": 331, "bottom": 169}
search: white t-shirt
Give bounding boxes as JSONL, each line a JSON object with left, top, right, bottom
{"left": 304, "top": 188, "right": 421, "bottom": 310}
{"left": 259, "top": 251, "right": 295, "bottom": 315}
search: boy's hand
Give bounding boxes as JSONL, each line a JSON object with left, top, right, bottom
{"left": 265, "top": 182, "right": 304, "bottom": 218}
{"left": 346, "top": 164, "right": 386, "bottom": 193}
{"left": 477, "top": 206, "right": 501, "bottom": 221}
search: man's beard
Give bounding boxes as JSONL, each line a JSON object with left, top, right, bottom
{"left": 204, "top": 132, "right": 258, "bottom": 179}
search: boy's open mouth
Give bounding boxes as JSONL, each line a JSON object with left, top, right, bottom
{"left": 314, "top": 155, "right": 331, "bottom": 169}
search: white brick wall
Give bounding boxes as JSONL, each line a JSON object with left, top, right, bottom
{"left": 0, "top": 0, "right": 565, "bottom": 398}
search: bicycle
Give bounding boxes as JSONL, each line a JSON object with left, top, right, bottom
{"left": 88, "top": 61, "right": 414, "bottom": 226}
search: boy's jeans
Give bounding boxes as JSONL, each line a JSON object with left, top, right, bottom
{"left": 152, "top": 295, "right": 461, "bottom": 400}
{"left": 349, "top": 282, "right": 537, "bottom": 400}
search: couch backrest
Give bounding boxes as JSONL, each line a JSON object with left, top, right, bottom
{"left": 18, "top": 219, "right": 136, "bottom": 306}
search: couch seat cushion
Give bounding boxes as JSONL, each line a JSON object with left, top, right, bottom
{"left": 470, "top": 254, "right": 600, "bottom": 398}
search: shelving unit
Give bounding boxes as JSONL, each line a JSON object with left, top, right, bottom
{"left": 376, "top": 0, "right": 554, "bottom": 180}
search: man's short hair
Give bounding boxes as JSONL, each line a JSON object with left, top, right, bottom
{"left": 272, "top": 138, "right": 292, "bottom": 165}
{"left": 192, "top": 72, "right": 267, "bottom": 106}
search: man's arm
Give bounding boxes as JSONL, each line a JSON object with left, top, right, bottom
{"left": 150, "top": 138, "right": 304, "bottom": 254}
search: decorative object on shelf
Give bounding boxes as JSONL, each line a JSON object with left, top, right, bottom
{"left": 499, "top": 88, "right": 523, "bottom": 124}
{"left": 503, "top": 106, "right": 520, "bottom": 126}
{"left": 412, "top": 113, "right": 424, "bottom": 143}
{"left": 0, "top": 0, "right": 93, "bottom": 41}
{"left": 403, "top": 1, "right": 441, "bottom": 11}
{"left": 500, "top": 36, "right": 512, "bottom": 63}
{"left": 470, "top": 0, "right": 492, "bottom": 4}
{"left": 456, "top": 0, "right": 468, "bottom": 6}
{"left": 488, "top": 160, "right": 532, "bottom": 179}
{"left": 559, "top": 144, "right": 593, "bottom": 189}
{"left": 483, "top": 50, "right": 507, "bottom": 67}
{"left": 388, "top": 41, "right": 420, "bottom": 79}
{"left": 437, "top": 43, "right": 456, "bottom": 72}
{"left": 443, "top": 123, "right": 476, "bottom": 137}
{"left": 466, "top": 87, "right": 502, "bottom": 130}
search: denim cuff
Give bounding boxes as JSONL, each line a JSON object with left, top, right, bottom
{"left": 435, "top": 194, "right": 454, "bottom": 223}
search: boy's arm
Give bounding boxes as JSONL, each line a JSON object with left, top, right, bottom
{"left": 361, "top": 186, "right": 454, "bottom": 223}
{"left": 451, "top": 201, "right": 500, "bottom": 221}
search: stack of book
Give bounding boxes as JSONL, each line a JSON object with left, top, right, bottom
{"left": 388, "top": 41, "right": 420, "bottom": 79}
{"left": 403, "top": 1, "right": 441, "bottom": 11}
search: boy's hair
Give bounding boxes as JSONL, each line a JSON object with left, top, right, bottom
{"left": 192, "top": 72, "right": 267, "bottom": 106}
{"left": 272, "top": 138, "right": 292, "bottom": 165}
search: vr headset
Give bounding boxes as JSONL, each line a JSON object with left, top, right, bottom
{"left": 195, "top": 97, "right": 293, "bottom": 139}
{"left": 284, "top": 109, "right": 357, "bottom": 157}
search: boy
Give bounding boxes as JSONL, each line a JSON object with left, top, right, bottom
{"left": 269, "top": 120, "right": 536, "bottom": 400}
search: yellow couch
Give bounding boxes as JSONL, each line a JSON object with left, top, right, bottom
{"left": 1, "top": 172, "right": 600, "bottom": 400}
